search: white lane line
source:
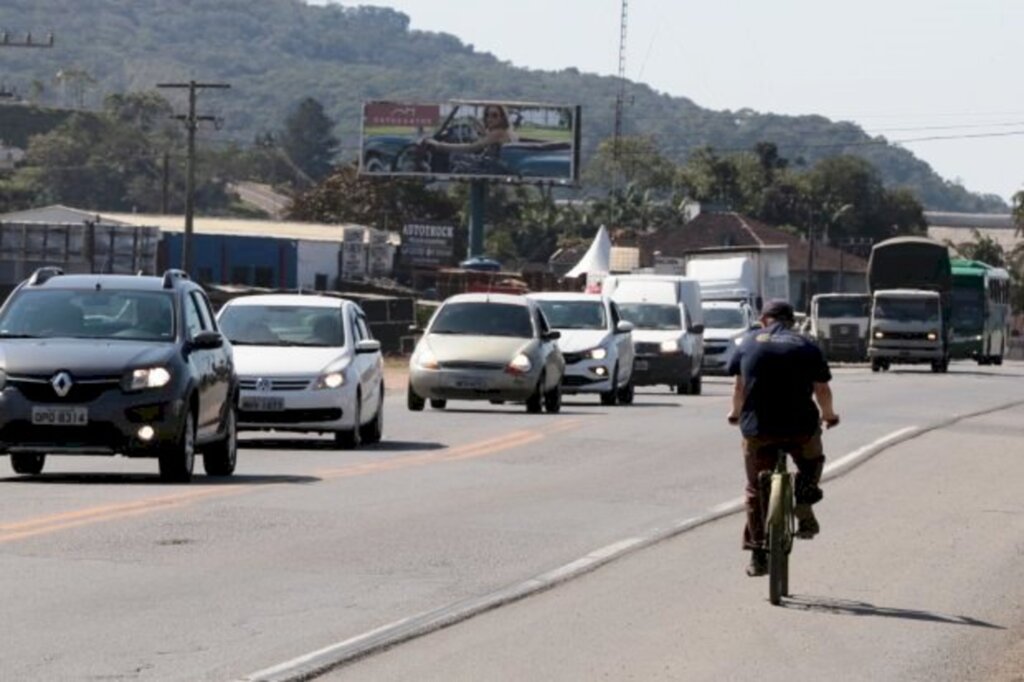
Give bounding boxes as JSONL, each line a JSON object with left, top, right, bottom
{"left": 238, "top": 400, "right": 1024, "bottom": 682}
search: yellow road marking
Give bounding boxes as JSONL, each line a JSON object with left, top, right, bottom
{"left": 0, "top": 418, "right": 583, "bottom": 544}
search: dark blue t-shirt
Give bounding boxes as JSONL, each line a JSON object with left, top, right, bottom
{"left": 726, "top": 322, "right": 832, "bottom": 438}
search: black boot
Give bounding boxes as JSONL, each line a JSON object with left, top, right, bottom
{"left": 746, "top": 549, "right": 768, "bottom": 577}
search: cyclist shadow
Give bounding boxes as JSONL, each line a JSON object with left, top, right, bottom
{"left": 781, "top": 595, "right": 1004, "bottom": 629}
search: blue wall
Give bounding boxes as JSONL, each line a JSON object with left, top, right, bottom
{"left": 160, "top": 234, "right": 298, "bottom": 288}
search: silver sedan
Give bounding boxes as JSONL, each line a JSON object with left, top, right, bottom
{"left": 407, "top": 293, "right": 565, "bottom": 413}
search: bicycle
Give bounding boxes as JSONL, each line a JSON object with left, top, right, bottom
{"left": 756, "top": 416, "right": 839, "bottom": 606}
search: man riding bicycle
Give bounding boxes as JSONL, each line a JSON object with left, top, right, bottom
{"left": 725, "top": 300, "right": 839, "bottom": 577}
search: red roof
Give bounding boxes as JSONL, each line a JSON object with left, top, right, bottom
{"left": 639, "top": 212, "right": 867, "bottom": 273}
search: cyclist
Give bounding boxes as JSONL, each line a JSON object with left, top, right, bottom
{"left": 725, "top": 299, "right": 839, "bottom": 577}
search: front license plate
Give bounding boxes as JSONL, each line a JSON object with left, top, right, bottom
{"left": 241, "top": 396, "right": 285, "bottom": 411}
{"left": 32, "top": 406, "right": 88, "bottom": 426}
{"left": 634, "top": 360, "right": 649, "bottom": 371}
{"left": 449, "top": 376, "right": 488, "bottom": 390}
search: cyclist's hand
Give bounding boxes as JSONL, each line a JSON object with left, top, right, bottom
{"left": 822, "top": 414, "right": 840, "bottom": 429}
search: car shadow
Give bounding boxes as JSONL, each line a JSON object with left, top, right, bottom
{"left": 0, "top": 472, "right": 321, "bottom": 485}
{"left": 887, "top": 368, "right": 1020, "bottom": 378}
{"left": 781, "top": 595, "right": 1004, "bottom": 629}
{"left": 240, "top": 438, "right": 446, "bottom": 452}
{"left": 436, "top": 407, "right": 595, "bottom": 416}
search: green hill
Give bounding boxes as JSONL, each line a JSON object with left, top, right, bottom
{"left": 0, "top": 0, "right": 1007, "bottom": 212}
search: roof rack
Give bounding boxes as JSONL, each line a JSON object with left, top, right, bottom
{"left": 28, "top": 266, "right": 64, "bottom": 286}
{"left": 162, "top": 269, "right": 190, "bottom": 289}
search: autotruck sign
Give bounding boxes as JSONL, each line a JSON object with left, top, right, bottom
{"left": 400, "top": 222, "right": 455, "bottom": 268}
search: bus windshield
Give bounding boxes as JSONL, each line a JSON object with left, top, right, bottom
{"left": 951, "top": 287, "right": 984, "bottom": 331}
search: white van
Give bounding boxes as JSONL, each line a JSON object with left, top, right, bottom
{"left": 601, "top": 274, "right": 705, "bottom": 395}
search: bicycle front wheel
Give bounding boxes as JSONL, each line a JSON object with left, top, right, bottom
{"left": 767, "top": 473, "right": 791, "bottom": 605}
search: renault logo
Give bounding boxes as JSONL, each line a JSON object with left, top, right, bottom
{"left": 51, "top": 371, "right": 73, "bottom": 398}
{"left": 255, "top": 377, "right": 273, "bottom": 392}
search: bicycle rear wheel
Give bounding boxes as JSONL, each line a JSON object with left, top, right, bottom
{"left": 767, "top": 473, "right": 792, "bottom": 605}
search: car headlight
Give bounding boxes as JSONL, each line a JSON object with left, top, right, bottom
{"left": 973, "top": 334, "right": 983, "bottom": 341}
{"left": 414, "top": 347, "right": 439, "bottom": 370}
{"left": 660, "top": 339, "right": 680, "bottom": 354}
{"left": 733, "top": 337, "right": 744, "bottom": 346}
{"left": 874, "top": 331, "right": 884, "bottom": 339}
{"left": 127, "top": 366, "right": 171, "bottom": 391}
{"left": 314, "top": 371, "right": 345, "bottom": 390}
{"left": 506, "top": 353, "right": 532, "bottom": 375}
{"left": 588, "top": 347, "right": 607, "bottom": 360}
{"left": 927, "top": 332, "right": 938, "bottom": 341}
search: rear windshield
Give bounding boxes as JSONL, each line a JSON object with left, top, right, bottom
{"left": 430, "top": 302, "right": 533, "bottom": 337}
{"left": 0, "top": 289, "right": 175, "bottom": 341}
{"left": 535, "top": 300, "right": 606, "bottom": 330}
{"left": 702, "top": 307, "right": 746, "bottom": 329}
{"left": 617, "top": 303, "right": 682, "bottom": 330}
{"left": 219, "top": 305, "right": 345, "bottom": 347}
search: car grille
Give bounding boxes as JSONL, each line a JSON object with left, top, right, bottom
{"left": 877, "top": 331, "right": 931, "bottom": 341}
{"left": 438, "top": 361, "right": 505, "bottom": 371}
{"left": 562, "top": 352, "right": 586, "bottom": 365}
{"left": 703, "top": 342, "right": 729, "bottom": 356}
{"left": 8, "top": 377, "right": 121, "bottom": 403}
{"left": 829, "top": 323, "right": 860, "bottom": 338}
{"left": 634, "top": 342, "right": 661, "bottom": 356}
{"left": 239, "top": 408, "right": 342, "bottom": 423}
{"left": 562, "top": 375, "right": 599, "bottom": 387}
{"left": 239, "top": 377, "right": 312, "bottom": 391}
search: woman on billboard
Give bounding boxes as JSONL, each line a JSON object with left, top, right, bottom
{"left": 422, "top": 104, "right": 516, "bottom": 175}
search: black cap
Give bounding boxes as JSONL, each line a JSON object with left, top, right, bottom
{"left": 760, "top": 299, "right": 795, "bottom": 321}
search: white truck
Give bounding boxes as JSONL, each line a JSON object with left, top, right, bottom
{"left": 809, "top": 293, "right": 871, "bottom": 361}
{"left": 680, "top": 248, "right": 790, "bottom": 374}
{"left": 601, "top": 274, "right": 705, "bottom": 395}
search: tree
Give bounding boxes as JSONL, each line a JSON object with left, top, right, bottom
{"left": 1013, "top": 190, "right": 1024, "bottom": 237}
{"left": 950, "top": 229, "right": 1006, "bottom": 267}
{"left": 583, "top": 136, "right": 677, "bottom": 195}
{"left": 279, "top": 97, "right": 339, "bottom": 184}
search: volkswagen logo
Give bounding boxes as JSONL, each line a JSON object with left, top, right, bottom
{"left": 255, "top": 377, "right": 273, "bottom": 392}
{"left": 51, "top": 371, "right": 73, "bottom": 398}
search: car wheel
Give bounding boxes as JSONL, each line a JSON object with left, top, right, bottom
{"left": 159, "top": 409, "right": 195, "bottom": 483}
{"left": 430, "top": 399, "right": 447, "bottom": 410}
{"left": 600, "top": 363, "right": 619, "bottom": 406}
{"left": 336, "top": 393, "right": 362, "bottom": 450}
{"left": 407, "top": 384, "right": 425, "bottom": 412}
{"left": 544, "top": 381, "right": 562, "bottom": 413}
{"left": 363, "top": 153, "right": 388, "bottom": 173}
{"left": 360, "top": 384, "right": 384, "bottom": 445}
{"left": 10, "top": 453, "right": 45, "bottom": 475}
{"left": 617, "top": 378, "right": 635, "bottom": 405}
{"left": 526, "top": 375, "right": 544, "bottom": 414}
{"left": 203, "top": 404, "right": 237, "bottom": 477}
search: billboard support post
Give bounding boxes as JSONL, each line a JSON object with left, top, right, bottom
{"left": 468, "top": 179, "right": 487, "bottom": 258}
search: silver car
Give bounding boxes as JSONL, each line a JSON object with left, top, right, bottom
{"left": 407, "top": 293, "right": 565, "bottom": 413}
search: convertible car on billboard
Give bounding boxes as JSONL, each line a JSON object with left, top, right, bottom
{"left": 360, "top": 101, "right": 579, "bottom": 184}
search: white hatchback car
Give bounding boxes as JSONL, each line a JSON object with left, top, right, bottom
{"left": 528, "top": 292, "right": 635, "bottom": 405}
{"left": 216, "top": 294, "right": 384, "bottom": 448}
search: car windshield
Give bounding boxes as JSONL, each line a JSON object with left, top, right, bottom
{"left": 617, "top": 303, "right": 682, "bottom": 330}
{"left": 535, "top": 300, "right": 606, "bottom": 330}
{"left": 874, "top": 297, "right": 940, "bottom": 322}
{"left": 817, "top": 297, "right": 871, "bottom": 318}
{"left": 430, "top": 302, "right": 533, "bottom": 337}
{"left": 703, "top": 307, "right": 746, "bottom": 329}
{"left": 218, "top": 305, "right": 345, "bottom": 347}
{"left": 0, "top": 289, "right": 175, "bottom": 341}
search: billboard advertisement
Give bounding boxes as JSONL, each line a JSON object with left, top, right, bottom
{"left": 399, "top": 222, "right": 456, "bottom": 268}
{"left": 360, "top": 100, "right": 580, "bottom": 184}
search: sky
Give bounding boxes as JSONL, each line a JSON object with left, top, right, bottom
{"left": 316, "top": 0, "right": 1023, "bottom": 205}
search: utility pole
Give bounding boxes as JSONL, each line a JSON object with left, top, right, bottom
{"left": 0, "top": 30, "right": 54, "bottom": 99}
{"left": 157, "top": 80, "right": 229, "bottom": 276}
{"left": 612, "top": 0, "right": 628, "bottom": 161}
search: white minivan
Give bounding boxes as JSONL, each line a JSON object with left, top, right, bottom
{"left": 602, "top": 275, "right": 705, "bottom": 395}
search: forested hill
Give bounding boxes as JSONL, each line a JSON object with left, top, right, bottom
{"left": 0, "top": 0, "right": 1006, "bottom": 212}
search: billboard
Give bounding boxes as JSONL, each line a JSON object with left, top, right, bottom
{"left": 360, "top": 100, "right": 580, "bottom": 185}
{"left": 399, "top": 222, "right": 456, "bottom": 268}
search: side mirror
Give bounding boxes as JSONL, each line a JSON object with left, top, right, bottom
{"left": 355, "top": 339, "right": 381, "bottom": 354}
{"left": 690, "top": 324, "right": 705, "bottom": 335}
{"left": 191, "top": 330, "right": 224, "bottom": 350}
{"left": 408, "top": 324, "right": 423, "bottom": 334}
{"left": 749, "top": 324, "right": 761, "bottom": 331}
{"left": 615, "top": 320, "right": 634, "bottom": 334}
{"left": 542, "top": 330, "right": 561, "bottom": 341}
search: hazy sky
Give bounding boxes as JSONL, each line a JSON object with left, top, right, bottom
{"left": 318, "top": 0, "right": 1022, "bottom": 204}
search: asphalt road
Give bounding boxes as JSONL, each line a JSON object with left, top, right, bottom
{"left": 0, "top": 362, "right": 1021, "bottom": 681}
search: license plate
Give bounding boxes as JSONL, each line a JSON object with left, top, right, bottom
{"left": 241, "top": 396, "right": 285, "bottom": 411}
{"left": 32, "top": 406, "right": 88, "bottom": 426}
{"left": 634, "top": 360, "right": 649, "bottom": 371}
{"left": 449, "top": 376, "right": 488, "bottom": 390}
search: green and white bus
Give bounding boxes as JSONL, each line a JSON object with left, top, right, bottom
{"left": 950, "top": 258, "right": 1011, "bottom": 365}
